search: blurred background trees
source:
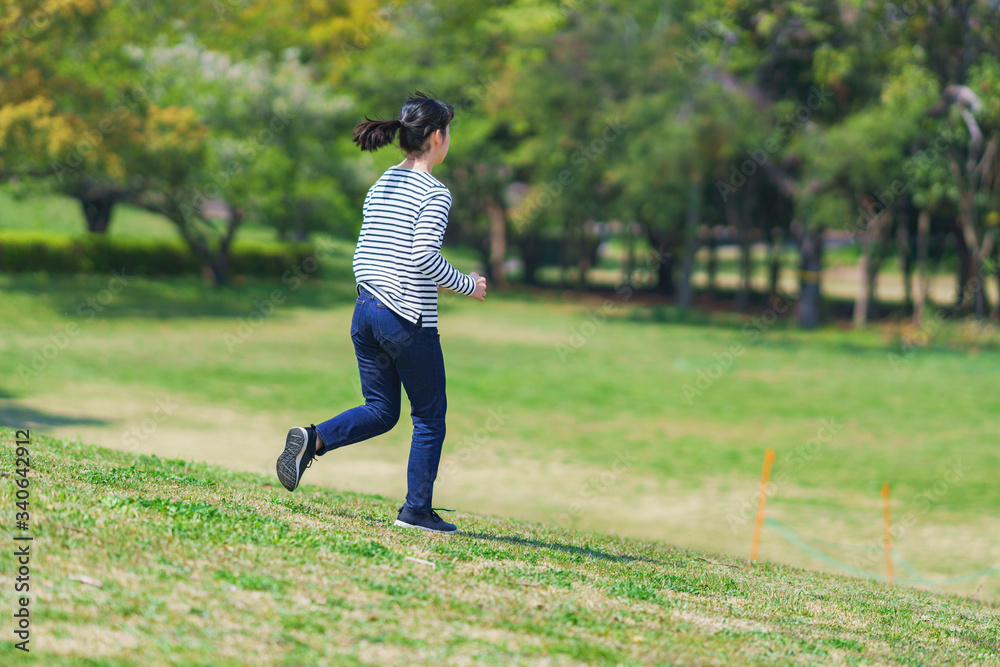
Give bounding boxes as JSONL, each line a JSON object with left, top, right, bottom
{"left": 2, "top": 0, "right": 999, "bottom": 320}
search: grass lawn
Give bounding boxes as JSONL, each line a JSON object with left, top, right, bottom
{"left": 0, "top": 187, "right": 290, "bottom": 244}
{"left": 2, "top": 265, "right": 999, "bottom": 609}
{"left": 0, "top": 429, "right": 997, "bottom": 665}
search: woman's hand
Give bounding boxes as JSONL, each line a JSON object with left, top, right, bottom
{"left": 469, "top": 272, "right": 488, "bottom": 302}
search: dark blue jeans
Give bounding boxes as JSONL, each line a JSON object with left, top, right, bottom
{"left": 315, "top": 287, "right": 447, "bottom": 514}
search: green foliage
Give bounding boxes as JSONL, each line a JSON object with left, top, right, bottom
{"left": 140, "top": 36, "right": 360, "bottom": 238}
{"left": 3, "top": 0, "right": 1000, "bottom": 306}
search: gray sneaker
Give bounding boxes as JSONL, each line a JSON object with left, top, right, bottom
{"left": 276, "top": 425, "right": 317, "bottom": 492}
{"left": 394, "top": 506, "right": 457, "bottom": 533}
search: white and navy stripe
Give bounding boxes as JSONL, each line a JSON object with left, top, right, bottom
{"left": 353, "top": 166, "right": 476, "bottom": 328}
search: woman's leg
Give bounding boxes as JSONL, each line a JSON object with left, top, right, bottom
{"left": 393, "top": 326, "right": 447, "bottom": 513}
{"left": 315, "top": 296, "right": 402, "bottom": 453}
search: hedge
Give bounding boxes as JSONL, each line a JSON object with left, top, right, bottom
{"left": 0, "top": 232, "right": 320, "bottom": 278}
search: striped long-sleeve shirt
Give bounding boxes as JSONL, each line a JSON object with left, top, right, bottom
{"left": 353, "top": 166, "right": 476, "bottom": 328}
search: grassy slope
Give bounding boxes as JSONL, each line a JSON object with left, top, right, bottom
{"left": 2, "top": 271, "right": 1000, "bottom": 603}
{"left": 0, "top": 428, "right": 997, "bottom": 666}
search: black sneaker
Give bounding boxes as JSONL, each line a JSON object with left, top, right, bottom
{"left": 394, "top": 506, "right": 457, "bottom": 534}
{"left": 276, "top": 425, "right": 317, "bottom": 492}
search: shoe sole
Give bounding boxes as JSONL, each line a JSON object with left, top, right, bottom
{"left": 393, "top": 519, "right": 457, "bottom": 534}
{"left": 276, "top": 427, "right": 308, "bottom": 492}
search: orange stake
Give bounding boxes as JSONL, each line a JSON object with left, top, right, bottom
{"left": 750, "top": 448, "right": 776, "bottom": 563}
{"left": 882, "top": 482, "right": 894, "bottom": 584}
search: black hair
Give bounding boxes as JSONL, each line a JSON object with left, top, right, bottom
{"left": 352, "top": 91, "right": 454, "bottom": 155}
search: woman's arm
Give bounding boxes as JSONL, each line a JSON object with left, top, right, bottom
{"left": 412, "top": 188, "right": 477, "bottom": 296}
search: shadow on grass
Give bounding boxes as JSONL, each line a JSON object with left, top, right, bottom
{"left": 462, "top": 530, "right": 669, "bottom": 567}
{"left": 0, "top": 402, "right": 110, "bottom": 429}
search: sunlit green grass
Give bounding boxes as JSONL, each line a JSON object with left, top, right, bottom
{"left": 0, "top": 429, "right": 997, "bottom": 665}
{"left": 2, "top": 188, "right": 999, "bottom": 604}
{"left": 2, "top": 268, "right": 999, "bottom": 604}
{"left": 3, "top": 271, "right": 997, "bottom": 507}
{"left": 0, "top": 187, "right": 283, "bottom": 243}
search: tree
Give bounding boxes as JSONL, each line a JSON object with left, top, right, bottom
{"left": 933, "top": 67, "right": 1000, "bottom": 318}
{"left": 0, "top": 0, "right": 207, "bottom": 234}
{"left": 126, "top": 38, "right": 356, "bottom": 283}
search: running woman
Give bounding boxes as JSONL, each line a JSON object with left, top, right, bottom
{"left": 275, "top": 92, "right": 487, "bottom": 534}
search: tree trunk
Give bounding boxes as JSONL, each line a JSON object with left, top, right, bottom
{"left": 518, "top": 234, "right": 540, "bottom": 286}
{"left": 722, "top": 198, "right": 738, "bottom": 303}
{"left": 658, "top": 241, "right": 675, "bottom": 295}
{"left": 292, "top": 198, "right": 308, "bottom": 242}
{"left": 624, "top": 222, "right": 636, "bottom": 288}
{"left": 478, "top": 238, "right": 493, "bottom": 284}
{"left": 978, "top": 229, "right": 996, "bottom": 316}
{"left": 704, "top": 228, "right": 718, "bottom": 299}
{"left": 897, "top": 222, "right": 913, "bottom": 314}
{"left": 485, "top": 197, "right": 509, "bottom": 289}
{"left": 81, "top": 195, "right": 116, "bottom": 233}
{"left": 868, "top": 222, "right": 892, "bottom": 321}
{"left": 208, "top": 208, "right": 242, "bottom": 287}
{"left": 677, "top": 172, "right": 702, "bottom": 309}
{"left": 955, "top": 190, "right": 987, "bottom": 318}
{"left": 558, "top": 221, "right": 571, "bottom": 288}
{"left": 646, "top": 228, "right": 675, "bottom": 295}
{"left": 737, "top": 230, "right": 751, "bottom": 310}
{"left": 733, "top": 184, "right": 756, "bottom": 311}
{"left": 155, "top": 199, "right": 242, "bottom": 287}
{"left": 768, "top": 228, "right": 784, "bottom": 297}
{"left": 797, "top": 227, "right": 823, "bottom": 329}
{"left": 854, "top": 247, "right": 871, "bottom": 328}
{"left": 576, "top": 223, "right": 591, "bottom": 292}
{"left": 953, "top": 230, "right": 970, "bottom": 308}
{"left": 993, "top": 241, "right": 1000, "bottom": 321}
{"left": 914, "top": 210, "right": 930, "bottom": 327}
{"left": 853, "top": 210, "right": 889, "bottom": 328}
{"left": 207, "top": 254, "right": 230, "bottom": 286}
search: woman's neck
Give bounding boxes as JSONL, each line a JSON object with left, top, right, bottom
{"left": 396, "top": 155, "right": 435, "bottom": 174}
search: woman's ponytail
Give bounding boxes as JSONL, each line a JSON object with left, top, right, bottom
{"left": 352, "top": 92, "right": 454, "bottom": 156}
{"left": 352, "top": 118, "right": 403, "bottom": 153}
